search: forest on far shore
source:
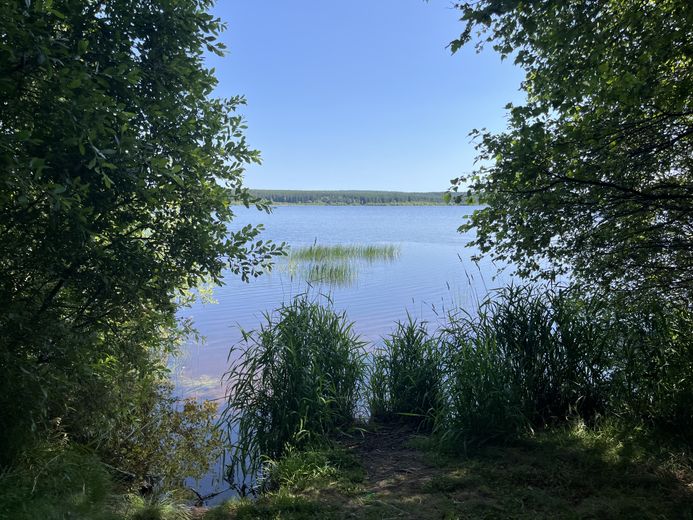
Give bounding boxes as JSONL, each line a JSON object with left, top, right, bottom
{"left": 250, "top": 189, "right": 457, "bottom": 205}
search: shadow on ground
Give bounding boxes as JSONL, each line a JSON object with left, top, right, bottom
{"left": 205, "top": 423, "right": 693, "bottom": 519}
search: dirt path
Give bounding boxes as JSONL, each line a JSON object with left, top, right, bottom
{"left": 349, "top": 424, "right": 436, "bottom": 490}
{"left": 336, "top": 423, "right": 461, "bottom": 519}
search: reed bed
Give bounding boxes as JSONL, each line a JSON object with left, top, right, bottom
{"left": 281, "top": 243, "right": 400, "bottom": 286}
{"left": 435, "top": 285, "right": 612, "bottom": 448}
{"left": 222, "top": 285, "right": 693, "bottom": 479}
{"left": 289, "top": 244, "right": 400, "bottom": 263}
{"left": 368, "top": 317, "right": 443, "bottom": 431}
{"left": 222, "top": 297, "right": 365, "bottom": 484}
{"left": 303, "top": 262, "right": 355, "bottom": 285}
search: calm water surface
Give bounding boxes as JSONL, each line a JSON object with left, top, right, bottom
{"left": 174, "top": 205, "right": 511, "bottom": 400}
{"left": 175, "top": 205, "right": 513, "bottom": 501}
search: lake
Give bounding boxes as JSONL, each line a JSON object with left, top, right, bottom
{"left": 174, "top": 205, "right": 513, "bottom": 500}
{"left": 174, "top": 205, "right": 513, "bottom": 400}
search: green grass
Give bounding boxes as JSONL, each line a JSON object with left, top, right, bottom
{"left": 222, "top": 296, "right": 366, "bottom": 484}
{"left": 289, "top": 244, "right": 400, "bottom": 263}
{"left": 116, "top": 492, "right": 192, "bottom": 520}
{"left": 266, "top": 445, "right": 365, "bottom": 493}
{"left": 204, "top": 491, "right": 329, "bottom": 520}
{"left": 211, "top": 288, "right": 693, "bottom": 518}
{"left": 0, "top": 445, "right": 115, "bottom": 520}
{"left": 432, "top": 284, "right": 693, "bottom": 451}
{"left": 204, "top": 445, "right": 364, "bottom": 520}
{"left": 368, "top": 317, "right": 443, "bottom": 431}
{"left": 281, "top": 244, "right": 400, "bottom": 286}
{"left": 204, "top": 422, "right": 693, "bottom": 519}
{"left": 0, "top": 445, "right": 196, "bottom": 520}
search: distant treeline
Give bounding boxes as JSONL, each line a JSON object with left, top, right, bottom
{"left": 250, "top": 189, "right": 456, "bottom": 205}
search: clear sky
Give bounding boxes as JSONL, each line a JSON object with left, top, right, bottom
{"left": 207, "top": 0, "right": 525, "bottom": 192}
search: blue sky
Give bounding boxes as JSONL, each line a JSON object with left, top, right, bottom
{"left": 207, "top": 0, "right": 525, "bottom": 192}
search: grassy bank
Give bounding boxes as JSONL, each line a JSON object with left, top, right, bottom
{"left": 9, "top": 423, "right": 689, "bottom": 519}
{"left": 204, "top": 422, "right": 693, "bottom": 519}
{"left": 8, "top": 288, "right": 691, "bottom": 518}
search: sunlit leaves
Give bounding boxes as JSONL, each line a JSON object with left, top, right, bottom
{"left": 449, "top": 0, "right": 693, "bottom": 303}
{"left": 0, "top": 0, "right": 283, "bottom": 470}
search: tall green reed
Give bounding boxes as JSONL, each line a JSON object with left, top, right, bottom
{"left": 436, "top": 285, "right": 614, "bottom": 450}
{"left": 289, "top": 244, "right": 400, "bottom": 263}
{"left": 608, "top": 298, "right": 693, "bottom": 439}
{"left": 221, "top": 296, "right": 365, "bottom": 484}
{"left": 368, "top": 317, "right": 443, "bottom": 430}
{"left": 220, "top": 283, "right": 692, "bottom": 471}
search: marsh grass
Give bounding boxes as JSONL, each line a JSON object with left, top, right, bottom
{"left": 289, "top": 244, "right": 400, "bottom": 263}
{"left": 434, "top": 284, "right": 693, "bottom": 451}
{"left": 435, "top": 284, "right": 613, "bottom": 450}
{"left": 303, "top": 262, "right": 354, "bottom": 285}
{"left": 212, "top": 287, "right": 693, "bottom": 518}
{"left": 368, "top": 318, "right": 443, "bottom": 431}
{"left": 282, "top": 243, "right": 400, "bottom": 285}
{"left": 221, "top": 296, "right": 366, "bottom": 487}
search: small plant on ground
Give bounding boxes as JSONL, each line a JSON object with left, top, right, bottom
{"left": 266, "top": 445, "right": 364, "bottom": 492}
{"left": 204, "top": 445, "right": 363, "bottom": 520}
{"left": 116, "top": 491, "right": 192, "bottom": 520}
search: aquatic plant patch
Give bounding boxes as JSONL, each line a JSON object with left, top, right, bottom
{"left": 281, "top": 243, "right": 401, "bottom": 286}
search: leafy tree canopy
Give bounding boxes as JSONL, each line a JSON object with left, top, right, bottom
{"left": 450, "top": 0, "right": 693, "bottom": 302}
{"left": 0, "top": 0, "right": 282, "bottom": 465}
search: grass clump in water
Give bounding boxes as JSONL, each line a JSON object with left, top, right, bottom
{"left": 303, "top": 262, "right": 354, "bottom": 285}
{"left": 282, "top": 243, "right": 400, "bottom": 286}
{"left": 222, "top": 296, "right": 366, "bottom": 486}
{"left": 289, "top": 244, "right": 400, "bottom": 263}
